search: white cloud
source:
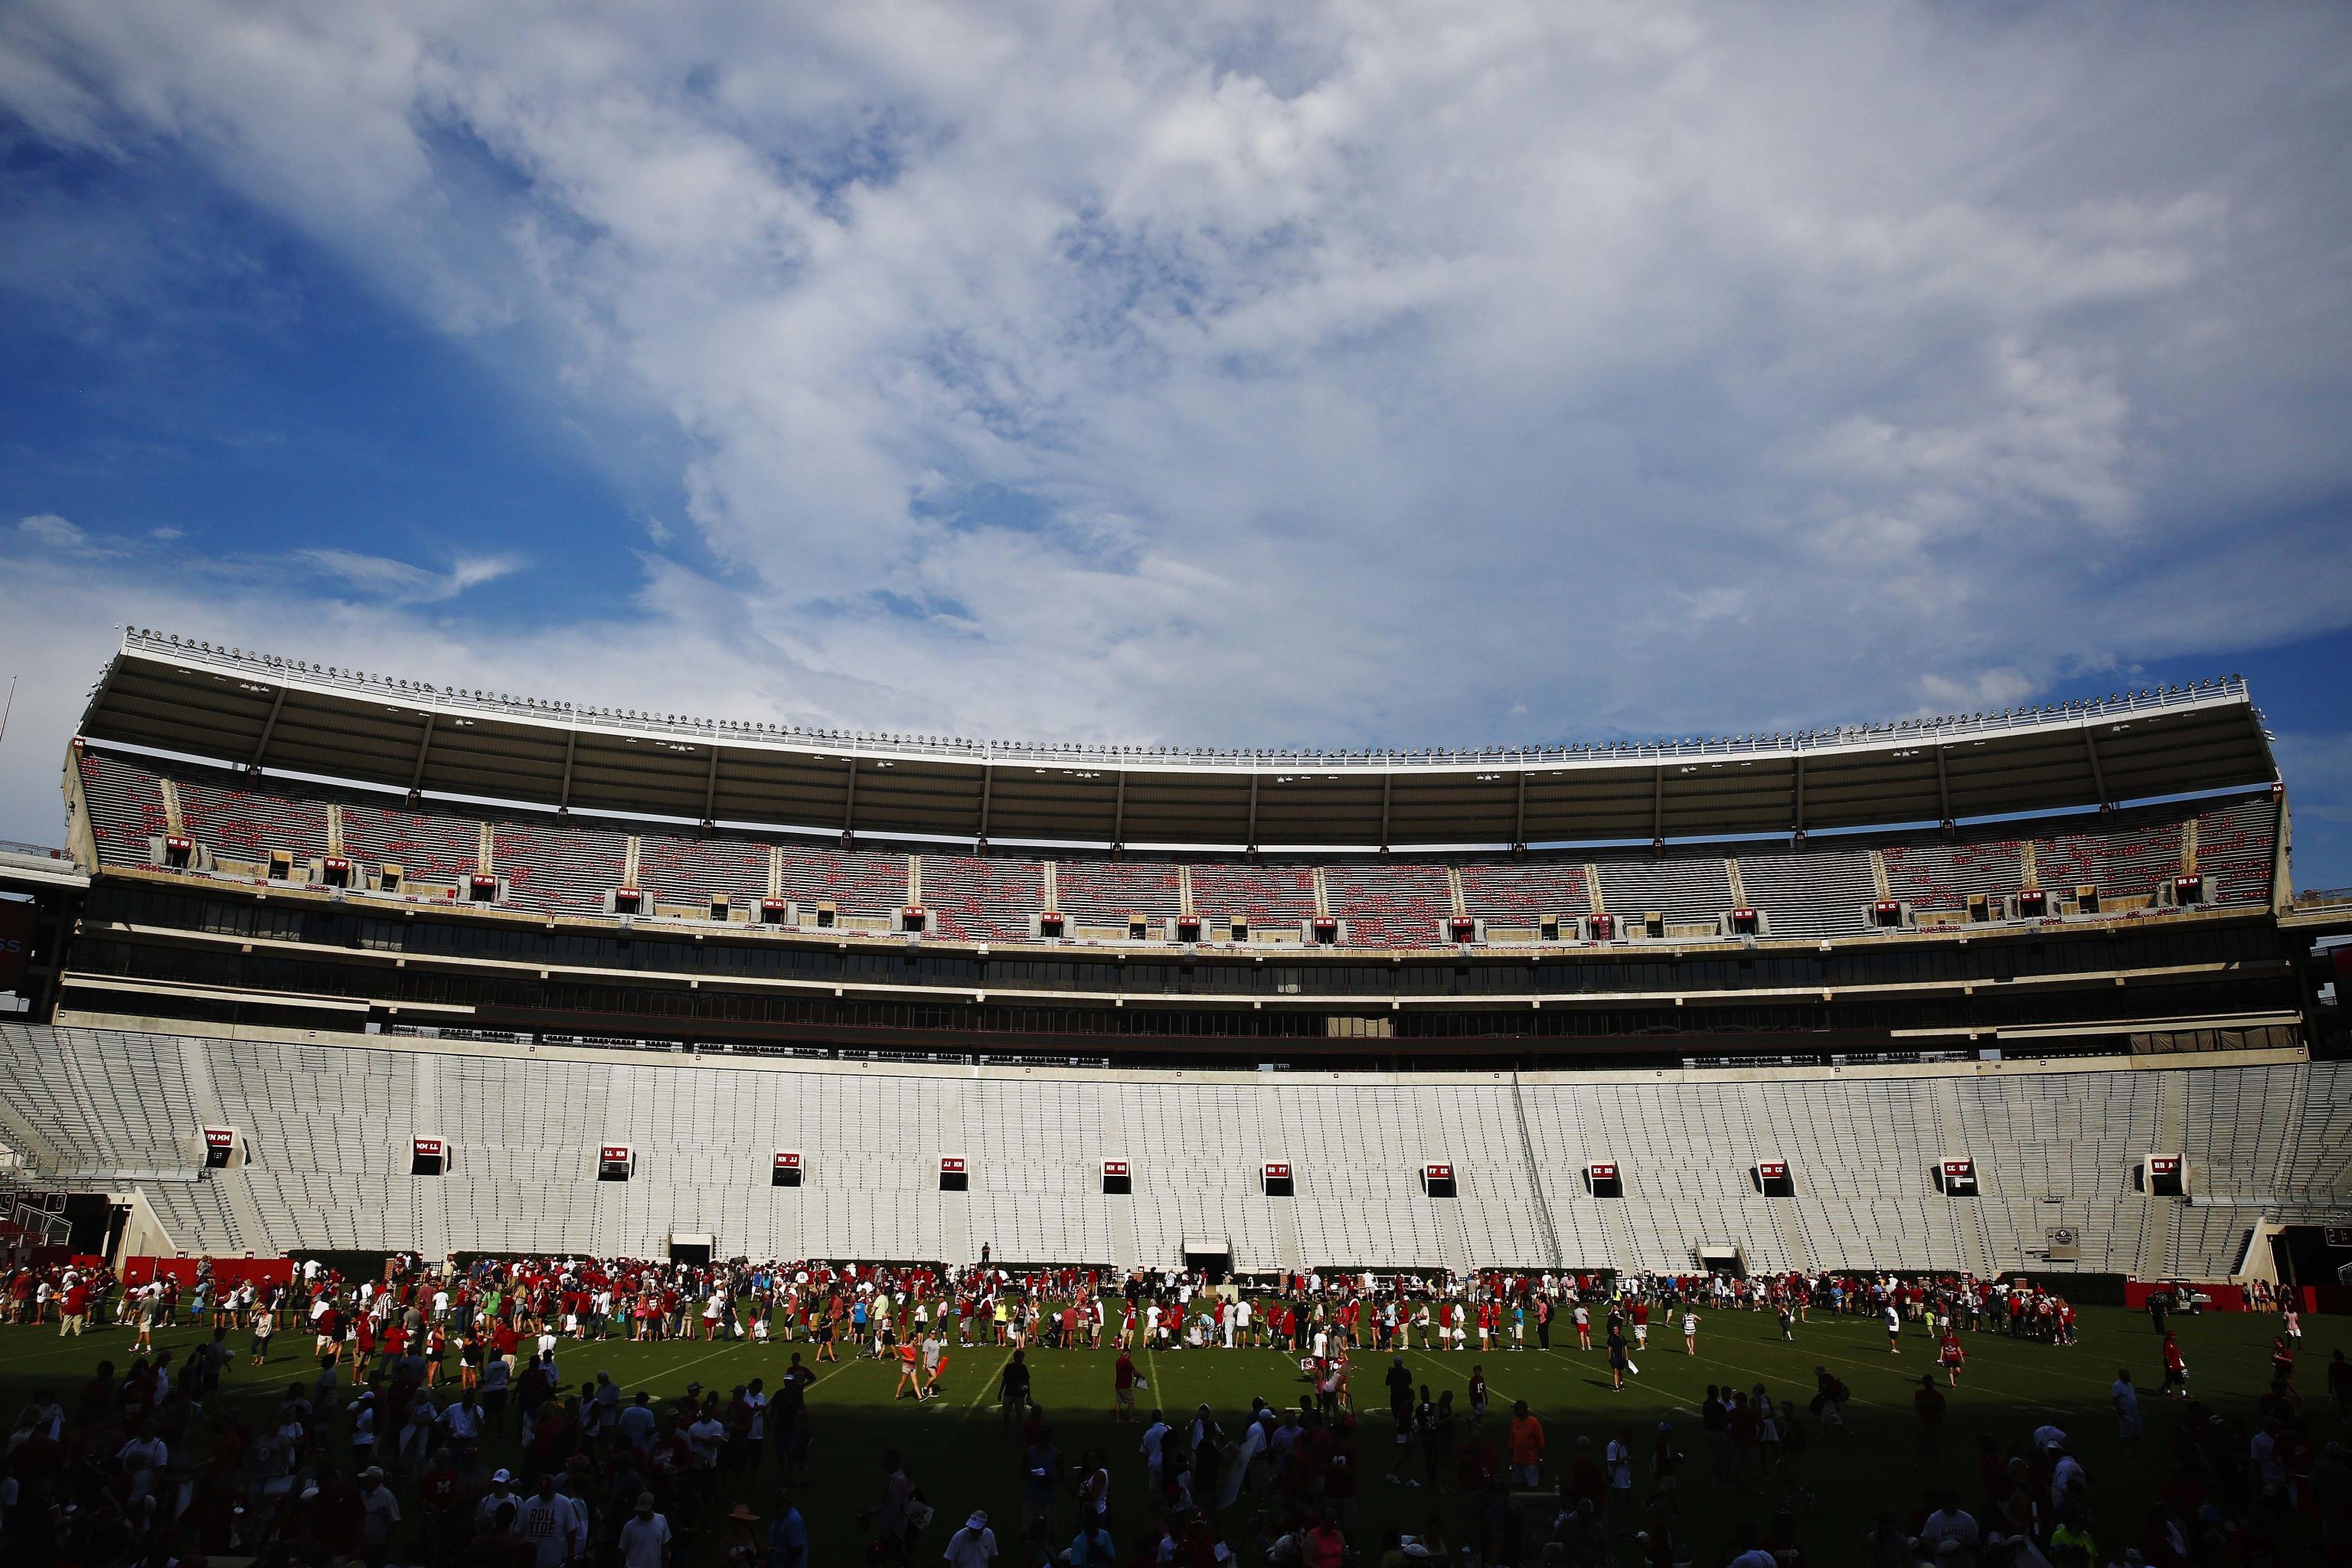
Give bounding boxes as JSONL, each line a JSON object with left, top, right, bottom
{"left": 293, "top": 549, "right": 525, "bottom": 604}
{"left": 15, "top": 513, "right": 126, "bottom": 557}
{"left": 0, "top": 0, "right": 2348, "bottom": 783}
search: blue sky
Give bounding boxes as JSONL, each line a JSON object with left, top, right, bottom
{"left": 0, "top": 2, "right": 2347, "bottom": 886}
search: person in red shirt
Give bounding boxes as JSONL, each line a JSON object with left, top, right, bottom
{"left": 1913, "top": 1374, "right": 1947, "bottom": 1458}
{"left": 1302, "top": 1510, "right": 1348, "bottom": 1568}
{"left": 1508, "top": 1400, "right": 1546, "bottom": 1488}
{"left": 1112, "top": 1349, "right": 1138, "bottom": 1423}
{"left": 1939, "top": 1331, "right": 1966, "bottom": 1388}
{"left": 418, "top": 1445, "right": 466, "bottom": 1560}
{"left": 1324, "top": 1418, "right": 1361, "bottom": 1527}
{"left": 2161, "top": 1332, "right": 2189, "bottom": 1397}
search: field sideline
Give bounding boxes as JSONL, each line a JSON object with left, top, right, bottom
{"left": 8, "top": 1302, "right": 2344, "bottom": 1560}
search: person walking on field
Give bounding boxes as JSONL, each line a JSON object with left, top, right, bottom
{"left": 1508, "top": 1400, "right": 1546, "bottom": 1488}
{"left": 1111, "top": 1348, "right": 1138, "bottom": 1423}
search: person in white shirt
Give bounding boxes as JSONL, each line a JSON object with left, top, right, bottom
{"left": 1919, "top": 1493, "right": 1979, "bottom": 1553}
{"left": 2111, "top": 1367, "right": 2142, "bottom": 1449}
{"left": 1141, "top": 1414, "right": 1171, "bottom": 1491}
{"left": 688, "top": 1410, "right": 727, "bottom": 1469}
{"left": 359, "top": 1467, "right": 403, "bottom": 1561}
{"left": 116, "top": 1423, "right": 168, "bottom": 1504}
{"left": 514, "top": 1473, "right": 585, "bottom": 1568}
{"left": 941, "top": 1509, "right": 998, "bottom": 1568}
{"left": 475, "top": 1471, "right": 524, "bottom": 1530}
{"left": 617, "top": 1492, "right": 672, "bottom": 1568}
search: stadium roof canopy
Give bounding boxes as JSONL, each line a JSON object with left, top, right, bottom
{"left": 75, "top": 630, "right": 2278, "bottom": 850}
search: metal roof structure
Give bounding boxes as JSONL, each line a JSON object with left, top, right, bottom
{"left": 74, "top": 629, "right": 2278, "bottom": 849}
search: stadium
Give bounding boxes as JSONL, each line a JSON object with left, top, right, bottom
{"left": 4, "top": 629, "right": 2348, "bottom": 1277}
{"left": 4, "top": 631, "right": 2350, "bottom": 1566}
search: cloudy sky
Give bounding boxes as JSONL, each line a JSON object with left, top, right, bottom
{"left": 2, "top": 2, "right": 2348, "bottom": 881}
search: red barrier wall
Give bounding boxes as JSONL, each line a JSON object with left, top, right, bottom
{"left": 121, "top": 1256, "right": 294, "bottom": 1289}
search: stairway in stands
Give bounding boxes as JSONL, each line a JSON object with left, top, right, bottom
{"left": 1508, "top": 1073, "right": 1566, "bottom": 1271}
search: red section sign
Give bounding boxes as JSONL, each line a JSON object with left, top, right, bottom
{"left": 1263, "top": 1161, "right": 1292, "bottom": 1180}
{"left": 1426, "top": 1162, "right": 1455, "bottom": 1181}
{"left": 940, "top": 1156, "right": 966, "bottom": 1174}
{"left": 1102, "top": 1160, "right": 1129, "bottom": 1178}
{"left": 0, "top": 901, "right": 31, "bottom": 992}
{"left": 1942, "top": 1159, "right": 1974, "bottom": 1178}
{"left": 204, "top": 1129, "right": 235, "bottom": 1150}
{"left": 599, "top": 1145, "right": 631, "bottom": 1162}
{"left": 2148, "top": 1155, "right": 2181, "bottom": 1177}
{"left": 774, "top": 1151, "right": 801, "bottom": 1171}
{"left": 1589, "top": 1161, "right": 1618, "bottom": 1181}
{"left": 413, "top": 1138, "right": 443, "bottom": 1159}
{"left": 1756, "top": 1160, "right": 1788, "bottom": 1181}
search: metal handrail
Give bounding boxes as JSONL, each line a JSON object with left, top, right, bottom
{"left": 113, "top": 628, "right": 2254, "bottom": 774}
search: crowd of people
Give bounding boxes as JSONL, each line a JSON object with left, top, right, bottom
{"left": 0, "top": 1249, "right": 2343, "bottom": 1567}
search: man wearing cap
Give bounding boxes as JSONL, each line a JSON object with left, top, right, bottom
{"left": 358, "top": 1464, "right": 402, "bottom": 1568}
{"left": 477, "top": 1468, "right": 524, "bottom": 1532}
{"left": 942, "top": 1508, "right": 998, "bottom": 1567}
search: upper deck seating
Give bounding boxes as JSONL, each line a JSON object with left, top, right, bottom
{"left": 1056, "top": 861, "right": 1182, "bottom": 926}
{"left": 1881, "top": 831, "right": 2026, "bottom": 913}
{"left": 1188, "top": 861, "right": 1316, "bottom": 926}
{"left": 494, "top": 821, "right": 630, "bottom": 916}
{"left": 1592, "top": 851, "right": 1732, "bottom": 926}
{"left": 2194, "top": 794, "right": 2278, "bottom": 907}
{"left": 923, "top": 855, "right": 1042, "bottom": 941}
{"left": 1458, "top": 858, "right": 1590, "bottom": 927}
{"left": 776, "top": 843, "right": 906, "bottom": 916}
{"left": 340, "top": 799, "right": 481, "bottom": 886}
{"left": 1324, "top": 861, "right": 1450, "bottom": 946}
{"left": 69, "top": 749, "right": 2282, "bottom": 948}
{"left": 638, "top": 832, "right": 772, "bottom": 907}
{"left": 175, "top": 774, "right": 332, "bottom": 865}
{"left": 76, "top": 752, "right": 171, "bottom": 870}
{"left": 1735, "top": 844, "right": 1873, "bottom": 938}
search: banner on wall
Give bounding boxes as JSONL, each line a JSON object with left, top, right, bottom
{"left": 0, "top": 900, "right": 32, "bottom": 992}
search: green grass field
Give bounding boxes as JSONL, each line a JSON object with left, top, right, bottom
{"left": 7, "top": 1301, "right": 2344, "bottom": 1561}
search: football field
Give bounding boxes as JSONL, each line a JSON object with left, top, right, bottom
{"left": 7, "top": 1300, "right": 2342, "bottom": 1560}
